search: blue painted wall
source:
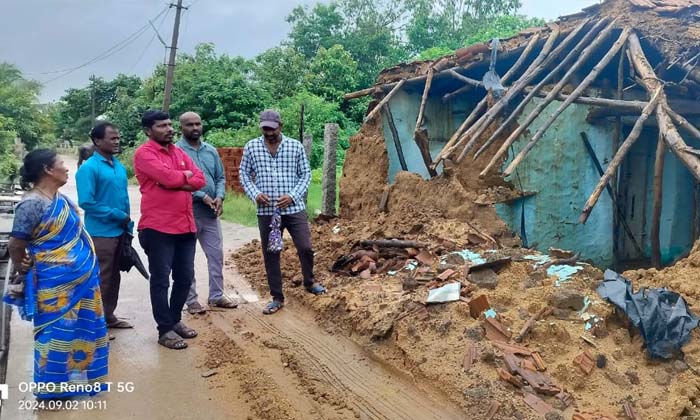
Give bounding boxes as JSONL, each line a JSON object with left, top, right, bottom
{"left": 495, "top": 99, "right": 616, "bottom": 267}
{"left": 381, "top": 89, "right": 477, "bottom": 182}
{"left": 379, "top": 89, "right": 699, "bottom": 268}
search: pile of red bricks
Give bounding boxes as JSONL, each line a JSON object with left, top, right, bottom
{"left": 217, "top": 147, "right": 244, "bottom": 193}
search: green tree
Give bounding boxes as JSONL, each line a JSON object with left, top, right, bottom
{"left": 305, "top": 45, "right": 359, "bottom": 101}
{"left": 0, "top": 63, "right": 50, "bottom": 150}
{"left": 254, "top": 46, "right": 309, "bottom": 101}
{"left": 141, "top": 43, "right": 270, "bottom": 133}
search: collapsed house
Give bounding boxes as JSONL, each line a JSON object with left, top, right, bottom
{"left": 343, "top": 0, "right": 700, "bottom": 270}
{"left": 233, "top": 1, "right": 700, "bottom": 418}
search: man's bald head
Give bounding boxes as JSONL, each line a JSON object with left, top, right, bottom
{"left": 180, "top": 111, "right": 203, "bottom": 143}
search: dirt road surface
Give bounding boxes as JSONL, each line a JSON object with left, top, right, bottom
{"left": 0, "top": 153, "right": 464, "bottom": 420}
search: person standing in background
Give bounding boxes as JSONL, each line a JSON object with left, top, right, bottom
{"left": 176, "top": 111, "right": 239, "bottom": 314}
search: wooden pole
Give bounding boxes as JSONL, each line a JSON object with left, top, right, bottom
{"left": 383, "top": 103, "right": 408, "bottom": 171}
{"left": 435, "top": 24, "right": 564, "bottom": 166}
{"left": 666, "top": 106, "right": 700, "bottom": 142}
{"left": 344, "top": 86, "right": 376, "bottom": 100}
{"left": 651, "top": 130, "right": 665, "bottom": 268}
{"left": 627, "top": 32, "right": 700, "bottom": 181}
{"left": 364, "top": 79, "right": 406, "bottom": 122}
{"left": 447, "top": 69, "right": 483, "bottom": 88}
{"left": 522, "top": 87, "right": 647, "bottom": 109}
{"left": 446, "top": 24, "right": 566, "bottom": 161}
{"left": 442, "top": 32, "right": 541, "bottom": 104}
{"left": 579, "top": 87, "right": 663, "bottom": 224}
{"left": 580, "top": 132, "right": 643, "bottom": 254}
{"left": 431, "top": 33, "right": 542, "bottom": 169}
{"left": 503, "top": 28, "right": 632, "bottom": 177}
{"left": 474, "top": 18, "right": 610, "bottom": 160}
{"left": 415, "top": 128, "right": 438, "bottom": 177}
{"left": 414, "top": 68, "right": 434, "bottom": 133}
{"left": 478, "top": 21, "right": 619, "bottom": 175}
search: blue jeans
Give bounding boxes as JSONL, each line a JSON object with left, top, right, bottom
{"left": 138, "top": 229, "right": 196, "bottom": 336}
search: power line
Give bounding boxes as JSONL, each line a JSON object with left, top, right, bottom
{"left": 130, "top": 7, "right": 172, "bottom": 72}
{"left": 25, "top": 6, "right": 169, "bottom": 83}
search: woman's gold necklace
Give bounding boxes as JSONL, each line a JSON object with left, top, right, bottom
{"left": 35, "top": 187, "right": 55, "bottom": 200}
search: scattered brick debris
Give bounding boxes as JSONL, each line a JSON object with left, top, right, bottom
{"left": 485, "top": 402, "right": 501, "bottom": 419}
{"left": 492, "top": 341, "right": 533, "bottom": 356}
{"left": 415, "top": 249, "right": 436, "bottom": 266}
{"left": 520, "top": 358, "right": 538, "bottom": 371}
{"left": 484, "top": 318, "right": 511, "bottom": 342}
{"left": 437, "top": 268, "right": 456, "bottom": 281}
{"left": 497, "top": 368, "right": 523, "bottom": 388}
{"left": 468, "top": 294, "right": 490, "bottom": 319}
{"left": 555, "top": 391, "right": 574, "bottom": 408}
{"left": 468, "top": 268, "right": 499, "bottom": 289}
{"left": 532, "top": 352, "right": 547, "bottom": 371}
{"left": 516, "top": 365, "right": 560, "bottom": 395}
{"left": 363, "top": 283, "right": 382, "bottom": 292}
{"left": 574, "top": 350, "right": 596, "bottom": 375}
{"left": 523, "top": 392, "right": 553, "bottom": 416}
{"left": 463, "top": 342, "right": 478, "bottom": 372}
{"left": 503, "top": 352, "right": 521, "bottom": 373}
{"left": 572, "top": 411, "right": 617, "bottom": 420}
{"left": 623, "top": 402, "right": 642, "bottom": 420}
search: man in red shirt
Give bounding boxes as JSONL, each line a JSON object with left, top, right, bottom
{"left": 134, "top": 110, "right": 206, "bottom": 350}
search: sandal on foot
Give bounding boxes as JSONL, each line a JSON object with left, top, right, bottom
{"left": 158, "top": 331, "right": 188, "bottom": 350}
{"left": 173, "top": 322, "right": 198, "bottom": 339}
{"left": 107, "top": 319, "right": 134, "bottom": 329}
{"left": 262, "top": 300, "right": 284, "bottom": 315}
{"left": 305, "top": 283, "right": 327, "bottom": 295}
{"left": 187, "top": 302, "right": 207, "bottom": 315}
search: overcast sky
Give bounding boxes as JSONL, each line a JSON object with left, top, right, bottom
{"left": 2, "top": 0, "right": 599, "bottom": 102}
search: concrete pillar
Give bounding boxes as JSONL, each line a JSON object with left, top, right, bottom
{"left": 321, "top": 124, "right": 338, "bottom": 217}
{"left": 302, "top": 133, "right": 313, "bottom": 159}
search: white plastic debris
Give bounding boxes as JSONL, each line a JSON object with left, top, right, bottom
{"left": 426, "top": 282, "right": 461, "bottom": 303}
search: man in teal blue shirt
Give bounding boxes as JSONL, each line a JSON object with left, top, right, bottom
{"left": 76, "top": 122, "right": 134, "bottom": 329}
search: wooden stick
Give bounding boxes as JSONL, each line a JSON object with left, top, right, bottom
{"left": 432, "top": 33, "right": 542, "bottom": 168}
{"left": 474, "top": 18, "right": 610, "bottom": 160}
{"left": 627, "top": 33, "right": 700, "bottom": 181}
{"left": 447, "top": 24, "right": 566, "bottom": 161}
{"left": 435, "top": 25, "right": 563, "bottom": 167}
{"left": 383, "top": 103, "right": 408, "bottom": 171}
{"left": 364, "top": 79, "right": 406, "bottom": 122}
{"left": 442, "top": 85, "right": 473, "bottom": 103}
{"left": 579, "top": 86, "right": 663, "bottom": 224}
{"left": 414, "top": 128, "right": 438, "bottom": 177}
{"left": 452, "top": 20, "right": 594, "bottom": 162}
{"left": 515, "top": 307, "right": 552, "bottom": 343}
{"left": 522, "top": 87, "right": 648, "bottom": 109}
{"left": 414, "top": 68, "right": 434, "bottom": 132}
{"left": 667, "top": 106, "right": 700, "bottom": 141}
{"left": 503, "top": 28, "right": 632, "bottom": 177}
{"left": 478, "top": 20, "right": 618, "bottom": 175}
{"left": 343, "top": 44, "right": 530, "bottom": 101}
{"left": 580, "top": 132, "right": 643, "bottom": 254}
{"left": 344, "top": 86, "right": 376, "bottom": 100}
{"left": 447, "top": 69, "right": 483, "bottom": 88}
{"left": 358, "top": 239, "right": 427, "bottom": 249}
{"left": 651, "top": 130, "right": 665, "bottom": 269}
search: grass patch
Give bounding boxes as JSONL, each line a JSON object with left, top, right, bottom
{"left": 221, "top": 168, "right": 340, "bottom": 227}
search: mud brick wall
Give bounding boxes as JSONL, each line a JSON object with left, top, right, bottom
{"left": 217, "top": 147, "right": 244, "bottom": 193}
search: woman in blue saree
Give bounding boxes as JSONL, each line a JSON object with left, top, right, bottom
{"left": 4, "top": 149, "right": 108, "bottom": 400}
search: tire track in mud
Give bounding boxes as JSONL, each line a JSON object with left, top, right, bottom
{"left": 205, "top": 302, "right": 465, "bottom": 420}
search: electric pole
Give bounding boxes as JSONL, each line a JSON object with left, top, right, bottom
{"left": 162, "top": 0, "right": 187, "bottom": 112}
{"left": 90, "top": 74, "right": 96, "bottom": 124}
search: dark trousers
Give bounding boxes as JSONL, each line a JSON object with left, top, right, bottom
{"left": 92, "top": 236, "right": 121, "bottom": 324}
{"left": 257, "top": 211, "right": 314, "bottom": 302}
{"left": 138, "top": 228, "right": 196, "bottom": 337}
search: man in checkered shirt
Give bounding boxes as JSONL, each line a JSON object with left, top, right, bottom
{"left": 239, "top": 109, "right": 327, "bottom": 315}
